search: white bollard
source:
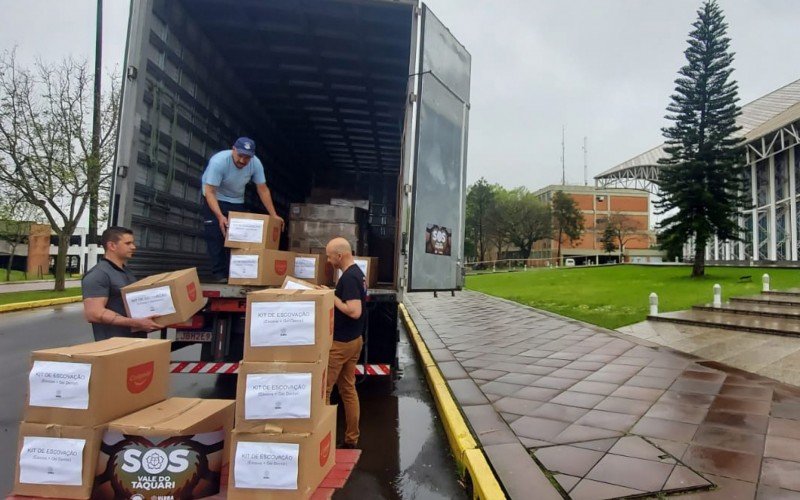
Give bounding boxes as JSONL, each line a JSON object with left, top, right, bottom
{"left": 762, "top": 274, "right": 770, "bottom": 292}
{"left": 713, "top": 284, "right": 722, "bottom": 307}
{"left": 649, "top": 293, "right": 658, "bottom": 315}
{"left": 492, "top": 263, "right": 496, "bottom": 273}
{"left": 524, "top": 264, "right": 528, "bottom": 271}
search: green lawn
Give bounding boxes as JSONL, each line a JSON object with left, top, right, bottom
{"left": 0, "top": 288, "right": 82, "bottom": 306}
{"left": 0, "top": 270, "right": 57, "bottom": 282}
{"left": 466, "top": 265, "right": 800, "bottom": 329}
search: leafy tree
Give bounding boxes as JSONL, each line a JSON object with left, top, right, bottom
{"left": 603, "top": 213, "right": 640, "bottom": 263}
{"left": 655, "top": 0, "right": 746, "bottom": 277}
{"left": 601, "top": 224, "right": 617, "bottom": 255}
{"left": 0, "top": 51, "right": 120, "bottom": 290}
{"left": 551, "top": 190, "right": 584, "bottom": 263}
{"left": 465, "top": 178, "right": 496, "bottom": 262}
{"left": 502, "top": 188, "right": 551, "bottom": 259}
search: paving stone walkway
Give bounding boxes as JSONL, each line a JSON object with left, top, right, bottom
{"left": 405, "top": 291, "right": 800, "bottom": 500}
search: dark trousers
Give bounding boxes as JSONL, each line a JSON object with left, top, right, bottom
{"left": 202, "top": 198, "right": 245, "bottom": 277}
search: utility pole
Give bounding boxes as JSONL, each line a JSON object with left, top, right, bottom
{"left": 561, "top": 125, "right": 565, "bottom": 186}
{"left": 87, "top": 0, "right": 103, "bottom": 272}
{"left": 583, "top": 136, "right": 588, "bottom": 186}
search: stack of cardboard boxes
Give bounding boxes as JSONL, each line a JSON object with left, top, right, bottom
{"left": 226, "top": 211, "right": 296, "bottom": 286}
{"left": 13, "top": 271, "right": 236, "bottom": 500}
{"left": 227, "top": 288, "right": 337, "bottom": 498}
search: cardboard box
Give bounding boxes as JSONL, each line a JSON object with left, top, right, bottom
{"left": 13, "top": 422, "right": 105, "bottom": 499}
{"left": 92, "top": 397, "right": 235, "bottom": 500}
{"left": 289, "top": 203, "right": 367, "bottom": 224}
{"left": 335, "top": 256, "right": 379, "bottom": 288}
{"left": 244, "top": 289, "right": 334, "bottom": 363}
{"left": 225, "top": 211, "right": 282, "bottom": 250}
{"left": 25, "top": 338, "right": 170, "bottom": 426}
{"left": 282, "top": 276, "right": 316, "bottom": 290}
{"left": 121, "top": 267, "right": 206, "bottom": 327}
{"left": 290, "top": 236, "right": 366, "bottom": 258}
{"left": 330, "top": 198, "right": 370, "bottom": 211}
{"left": 235, "top": 361, "right": 327, "bottom": 434}
{"left": 292, "top": 253, "right": 328, "bottom": 285}
{"left": 227, "top": 405, "right": 337, "bottom": 499}
{"left": 229, "top": 249, "right": 296, "bottom": 286}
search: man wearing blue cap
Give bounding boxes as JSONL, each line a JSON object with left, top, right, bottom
{"left": 201, "top": 137, "right": 284, "bottom": 281}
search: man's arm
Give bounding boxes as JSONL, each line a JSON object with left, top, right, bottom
{"left": 334, "top": 296, "right": 362, "bottom": 320}
{"left": 83, "top": 297, "right": 162, "bottom": 331}
{"left": 204, "top": 184, "right": 228, "bottom": 237}
{"left": 255, "top": 183, "right": 285, "bottom": 231}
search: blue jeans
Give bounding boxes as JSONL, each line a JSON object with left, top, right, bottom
{"left": 202, "top": 199, "right": 245, "bottom": 277}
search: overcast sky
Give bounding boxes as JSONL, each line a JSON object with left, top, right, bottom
{"left": 2, "top": 0, "right": 799, "bottom": 191}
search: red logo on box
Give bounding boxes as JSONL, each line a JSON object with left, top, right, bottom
{"left": 127, "top": 361, "right": 154, "bottom": 394}
{"left": 275, "top": 260, "right": 288, "bottom": 275}
{"left": 187, "top": 282, "right": 197, "bottom": 301}
{"left": 329, "top": 308, "right": 334, "bottom": 336}
{"left": 272, "top": 226, "right": 280, "bottom": 242}
{"left": 319, "top": 431, "right": 332, "bottom": 466}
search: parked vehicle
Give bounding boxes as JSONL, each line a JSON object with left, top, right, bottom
{"left": 111, "top": 0, "right": 471, "bottom": 375}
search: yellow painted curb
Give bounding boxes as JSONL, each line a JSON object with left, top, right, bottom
{"left": 0, "top": 296, "right": 82, "bottom": 313}
{"left": 399, "top": 303, "right": 507, "bottom": 500}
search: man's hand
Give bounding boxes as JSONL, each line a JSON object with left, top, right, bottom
{"left": 218, "top": 215, "right": 228, "bottom": 238}
{"left": 132, "top": 316, "right": 162, "bottom": 332}
{"left": 274, "top": 215, "right": 285, "bottom": 232}
{"left": 314, "top": 284, "right": 330, "bottom": 290}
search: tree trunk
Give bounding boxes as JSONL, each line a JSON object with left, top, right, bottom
{"left": 557, "top": 228, "right": 563, "bottom": 265}
{"left": 6, "top": 244, "right": 16, "bottom": 281}
{"left": 692, "top": 240, "right": 706, "bottom": 277}
{"left": 54, "top": 232, "right": 69, "bottom": 291}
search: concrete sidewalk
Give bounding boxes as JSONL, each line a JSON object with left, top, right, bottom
{"left": 405, "top": 291, "right": 800, "bottom": 500}
{"left": 0, "top": 279, "right": 81, "bottom": 293}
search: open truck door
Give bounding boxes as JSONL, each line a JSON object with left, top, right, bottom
{"left": 406, "top": 4, "right": 471, "bottom": 292}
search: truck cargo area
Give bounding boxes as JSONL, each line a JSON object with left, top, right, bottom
{"left": 115, "top": 0, "right": 416, "bottom": 285}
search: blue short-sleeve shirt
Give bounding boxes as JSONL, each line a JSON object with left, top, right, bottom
{"left": 201, "top": 150, "right": 267, "bottom": 203}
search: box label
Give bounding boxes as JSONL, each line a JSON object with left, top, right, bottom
{"left": 285, "top": 279, "right": 313, "bottom": 290}
{"left": 294, "top": 257, "right": 317, "bottom": 279}
{"left": 29, "top": 361, "right": 91, "bottom": 409}
{"left": 230, "top": 254, "right": 259, "bottom": 279}
{"left": 93, "top": 429, "right": 225, "bottom": 499}
{"left": 19, "top": 436, "right": 85, "bottom": 486}
{"left": 336, "top": 259, "right": 368, "bottom": 281}
{"left": 228, "top": 218, "right": 264, "bottom": 243}
{"left": 250, "top": 301, "right": 316, "bottom": 347}
{"left": 126, "top": 286, "right": 177, "bottom": 318}
{"left": 245, "top": 373, "right": 312, "bottom": 420}
{"left": 234, "top": 441, "right": 299, "bottom": 490}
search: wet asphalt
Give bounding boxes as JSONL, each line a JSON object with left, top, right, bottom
{"left": 0, "top": 303, "right": 465, "bottom": 499}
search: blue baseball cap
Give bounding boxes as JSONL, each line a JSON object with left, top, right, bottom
{"left": 233, "top": 137, "right": 256, "bottom": 157}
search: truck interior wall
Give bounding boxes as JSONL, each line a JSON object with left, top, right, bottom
{"left": 122, "top": 0, "right": 413, "bottom": 283}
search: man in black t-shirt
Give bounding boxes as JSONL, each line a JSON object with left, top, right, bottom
{"left": 324, "top": 237, "right": 367, "bottom": 448}
{"left": 82, "top": 227, "right": 161, "bottom": 341}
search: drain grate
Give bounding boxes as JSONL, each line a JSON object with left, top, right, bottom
{"left": 531, "top": 435, "right": 714, "bottom": 499}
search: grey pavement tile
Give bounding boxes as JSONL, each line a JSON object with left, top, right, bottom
{"left": 549, "top": 391, "right": 606, "bottom": 409}
{"left": 684, "top": 445, "right": 762, "bottom": 483}
{"left": 468, "top": 368, "right": 508, "bottom": 381}
{"left": 631, "top": 416, "right": 699, "bottom": 442}
{"left": 594, "top": 395, "right": 654, "bottom": 416}
{"left": 447, "top": 378, "right": 490, "bottom": 406}
{"left": 645, "top": 402, "right": 709, "bottom": 425}
{"left": 534, "top": 445, "right": 604, "bottom": 477}
{"left": 501, "top": 412, "right": 522, "bottom": 424}
{"left": 552, "top": 424, "right": 623, "bottom": 444}
{"left": 531, "top": 376, "right": 576, "bottom": 390}
{"left": 692, "top": 424, "right": 766, "bottom": 455}
{"left": 548, "top": 368, "right": 595, "bottom": 380}
{"left": 437, "top": 360, "right": 469, "bottom": 380}
{"left": 480, "top": 381, "right": 527, "bottom": 398}
{"left": 493, "top": 397, "right": 545, "bottom": 417}
{"left": 765, "top": 435, "right": 800, "bottom": 462}
{"left": 513, "top": 386, "right": 562, "bottom": 402}
{"left": 510, "top": 416, "right": 570, "bottom": 441}
{"left": 461, "top": 404, "right": 520, "bottom": 447}
{"left": 569, "top": 478, "right": 643, "bottom": 499}
{"left": 627, "top": 374, "right": 676, "bottom": 390}
{"left": 494, "top": 372, "right": 540, "bottom": 386}
{"left": 429, "top": 348, "right": 456, "bottom": 362}
{"left": 757, "top": 485, "right": 800, "bottom": 499}
{"left": 679, "top": 473, "right": 755, "bottom": 499}
{"left": 586, "top": 453, "right": 674, "bottom": 492}
{"left": 569, "top": 380, "right": 620, "bottom": 396}
{"left": 529, "top": 403, "right": 590, "bottom": 423}
{"left": 574, "top": 409, "right": 640, "bottom": 433}
{"left": 483, "top": 443, "right": 562, "bottom": 500}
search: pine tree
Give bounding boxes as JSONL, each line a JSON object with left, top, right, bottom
{"left": 655, "top": 0, "right": 747, "bottom": 278}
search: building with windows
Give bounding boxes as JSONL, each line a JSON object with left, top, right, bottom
{"left": 595, "top": 78, "right": 800, "bottom": 263}
{"left": 531, "top": 185, "right": 659, "bottom": 265}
